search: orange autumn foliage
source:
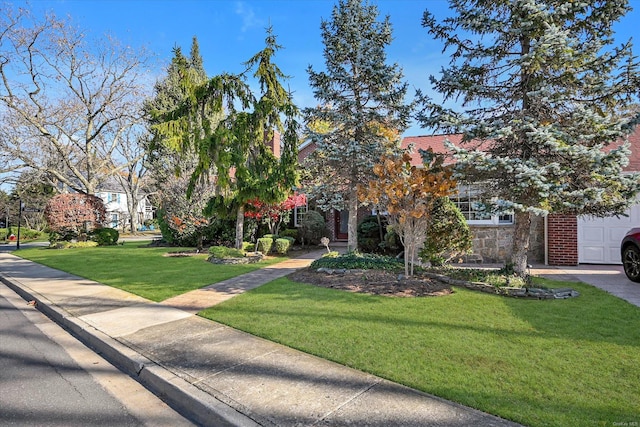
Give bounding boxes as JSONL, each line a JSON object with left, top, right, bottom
{"left": 358, "top": 150, "right": 457, "bottom": 276}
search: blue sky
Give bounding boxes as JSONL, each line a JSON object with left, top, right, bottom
{"left": 17, "top": 0, "right": 640, "bottom": 136}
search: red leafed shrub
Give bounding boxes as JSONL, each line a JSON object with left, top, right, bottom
{"left": 245, "top": 193, "right": 307, "bottom": 235}
{"left": 44, "top": 194, "right": 107, "bottom": 239}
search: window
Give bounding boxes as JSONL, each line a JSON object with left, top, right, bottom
{"left": 294, "top": 202, "right": 308, "bottom": 227}
{"left": 111, "top": 213, "right": 119, "bottom": 228}
{"left": 451, "top": 183, "right": 513, "bottom": 225}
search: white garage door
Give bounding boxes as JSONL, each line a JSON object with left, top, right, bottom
{"left": 577, "top": 203, "right": 640, "bottom": 264}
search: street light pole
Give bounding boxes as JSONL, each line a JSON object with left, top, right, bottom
{"left": 17, "top": 199, "right": 23, "bottom": 250}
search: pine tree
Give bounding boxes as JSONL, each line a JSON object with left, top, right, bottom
{"left": 419, "top": 0, "right": 640, "bottom": 275}
{"left": 303, "top": 0, "right": 412, "bottom": 251}
{"left": 144, "top": 38, "right": 217, "bottom": 247}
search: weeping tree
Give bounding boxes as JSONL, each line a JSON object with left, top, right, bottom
{"left": 303, "top": 0, "right": 412, "bottom": 251}
{"left": 418, "top": 0, "right": 640, "bottom": 275}
{"left": 153, "top": 28, "right": 299, "bottom": 249}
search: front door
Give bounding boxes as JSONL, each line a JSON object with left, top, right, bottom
{"left": 335, "top": 210, "right": 349, "bottom": 240}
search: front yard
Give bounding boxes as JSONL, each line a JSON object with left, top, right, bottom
{"left": 15, "top": 241, "right": 287, "bottom": 301}
{"left": 14, "top": 243, "right": 640, "bottom": 426}
{"left": 201, "top": 277, "right": 640, "bottom": 427}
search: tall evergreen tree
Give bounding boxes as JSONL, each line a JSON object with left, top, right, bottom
{"left": 144, "top": 38, "right": 218, "bottom": 245}
{"left": 153, "top": 28, "right": 300, "bottom": 249}
{"left": 303, "top": 0, "right": 412, "bottom": 250}
{"left": 418, "top": 0, "right": 640, "bottom": 275}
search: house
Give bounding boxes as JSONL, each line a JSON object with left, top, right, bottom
{"left": 299, "top": 126, "right": 640, "bottom": 266}
{"left": 94, "top": 177, "right": 154, "bottom": 231}
{"left": 401, "top": 134, "right": 544, "bottom": 264}
{"left": 556, "top": 127, "right": 640, "bottom": 265}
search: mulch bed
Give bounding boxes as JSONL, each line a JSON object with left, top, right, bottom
{"left": 163, "top": 250, "right": 205, "bottom": 257}
{"left": 289, "top": 268, "right": 453, "bottom": 297}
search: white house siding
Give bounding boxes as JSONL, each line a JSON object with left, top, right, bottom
{"left": 96, "top": 190, "right": 153, "bottom": 230}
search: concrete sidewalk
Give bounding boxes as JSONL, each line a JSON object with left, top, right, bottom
{"left": 0, "top": 250, "right": 520, "bottom": 427}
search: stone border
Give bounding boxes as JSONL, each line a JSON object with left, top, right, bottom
{"left": 421, "top": 272, "right": 580, "bottom": 299}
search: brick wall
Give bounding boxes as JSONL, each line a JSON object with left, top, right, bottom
{"left": 547, "top": 214, "right": 578, "bottom": 266}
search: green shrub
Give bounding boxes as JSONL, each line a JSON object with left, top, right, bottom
{"left": 1, "top": 227, "right": 43, "bottom": 241}
{"left": 299, "top": 210, "right": 328, "bottom": 246}
{"left": 311, "top": 252, "right": 404, "bottom": 271}
{"left": 157, "top": 208, "right": 243, "bottom": 248}
{"left": 242, "top": 242, "right": 256, "bottom": 252}
{"left": 208, "top": 245, "right": 246, "bottom": 259}
{"left": 48, "top": 228, "right": 78, "bottom": 243}
{"left": 356, "top": 215, "right": 401, "bottom": 255}
{"left": 419, "top": 197, "right": 473, "bottom": 266}
{"left": 257, "top": 237, "right": 274, "bottom": 255}
{"left": 89, "top": 227, "right": 119, "bottom": 246}
{"left": 275, "top": 237, "right": 294, "bottom": 255}
{"left": 279, "top": 228, "right": 299, "bottom": 242}
{"left": 51, "top": 241, "right": 98, "bottom": 249}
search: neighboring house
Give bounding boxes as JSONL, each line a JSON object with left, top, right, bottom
{"left": 299, "top": 126, "right": 640, "bottom": 266}
{"left": 95, "top": 177, "right": 154, "bottom": 231}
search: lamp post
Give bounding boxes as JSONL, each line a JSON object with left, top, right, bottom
{"left": 3, "top": 206, "right": 8, "bottom": 244}
{"left": 17, "top": 199, "right": 23, "bottom": 250}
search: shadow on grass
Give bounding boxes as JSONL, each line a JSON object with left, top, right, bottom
{"left": 503, "top": 279, "right": 640, "bottom": 347}
{"left": 202, "top": 276, "right": 640, "bottom": 425}
{"left": 217, "top": 277, "right": 640, "bottom": 348}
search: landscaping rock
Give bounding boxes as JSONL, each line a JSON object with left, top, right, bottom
{"left": 552, "top": 288, "right": 581, "bottom": 299}
{"left": 502, "top": 287, "right": 527, "bottom": 297}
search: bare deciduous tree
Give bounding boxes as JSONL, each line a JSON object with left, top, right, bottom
{"left": 111, "top": 125, "right": 151, "bottom": 234}
{"left": 0, "top": 5, "right": 152, "bottom": 195}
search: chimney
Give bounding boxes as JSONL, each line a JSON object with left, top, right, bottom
{"left": 266, "top": 130, "right": 281, "bottom": 158}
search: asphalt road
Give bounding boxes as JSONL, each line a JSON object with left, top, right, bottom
{"left": 0, "top": 283, "right": 194, "bottom": 427}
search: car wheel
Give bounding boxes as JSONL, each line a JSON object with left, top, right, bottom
{"left": 622, "top": 245, "right": 640, "bottom": 282}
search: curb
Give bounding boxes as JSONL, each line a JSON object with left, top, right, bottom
{"left": 0, "top": 274, "right": 259, "bottom": 427}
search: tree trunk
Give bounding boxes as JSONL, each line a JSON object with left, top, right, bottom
{"left": 197, "top": 232, "right": 204, "bottom": 251}
{"left": 235, "top": 205, "right": 245, "bottom": 249}
{"left": 348, "top": 191, "right": 358, "bottom": 252}
{"left": 398, "top": 228, "right": 409, "bottom": 277}
{"left": 127, "top": 193, "right": 138, "bottom": 234}
{"left": 510, "top": 210, "right": 531, "bottom": 276}
{"left": 376, "top": 212, "right": 384, "bottom": 243}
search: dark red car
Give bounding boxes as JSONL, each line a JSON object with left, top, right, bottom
{"left": 621, "top": 228, "right": 640, "bottom": 282}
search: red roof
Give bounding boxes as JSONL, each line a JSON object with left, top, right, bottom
{"left": 401, "top": 126, "right": 640, "bottom": 171}
{"left": 300, "top": 126, "right": 640, "bottom": 172}
{"left": 621, "top": 126, "right": 640, "bottom": 172}
{"left": 400, "top": 134, "right": 462, "bottom": 166}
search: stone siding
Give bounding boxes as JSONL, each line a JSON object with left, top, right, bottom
{"left": 466, "top": 216, "right": 545, "bottom": 264}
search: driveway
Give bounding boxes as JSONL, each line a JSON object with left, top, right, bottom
{"left": 531, "top": 263, "right": 640, "bottom": 307}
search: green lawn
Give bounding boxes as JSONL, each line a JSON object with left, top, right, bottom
{"left": 15, "top": 241, "right": 287, "bottom": 301}
{"left": 200, "top": 276, "right": 640, "bottom": 427}
{"left": 14, "top": 242, "right": 640, "bottom": 426}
